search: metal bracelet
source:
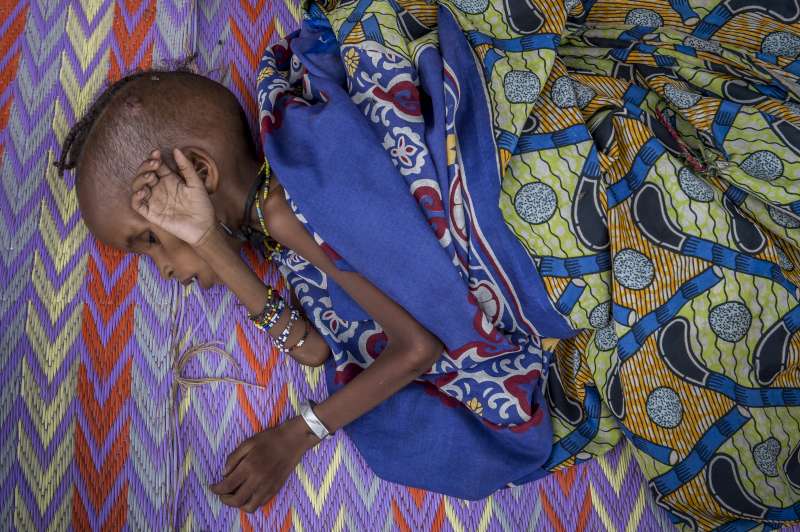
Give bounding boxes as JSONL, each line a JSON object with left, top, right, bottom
{"left": 299, "top": 399, "right": 331, "bottom": 440}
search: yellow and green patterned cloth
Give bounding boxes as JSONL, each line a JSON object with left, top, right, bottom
{"left": 262, "top": 0, "right": 800, "bottom": 529}
{"left": 501, "top": 0, "right": 800, "bottom": 529}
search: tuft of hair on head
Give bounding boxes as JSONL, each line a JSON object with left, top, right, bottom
{"left": 54, "top": 54, "right": 257, "bottom": 191}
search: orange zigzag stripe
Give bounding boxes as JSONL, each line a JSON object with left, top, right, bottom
{"left": 236, "top": 321, "right": 280, "bottom": 386}
{"left": 108, "top": 0, "right": 156, "bottom": 81}
{"left": 230, "top": 16, "right": 276, "bottom": 120}
{"left": 0, "top": 5, "right": 27, "bottom": 163}
{"left": 73, "top": 248, "right": 139, "bottom": 528}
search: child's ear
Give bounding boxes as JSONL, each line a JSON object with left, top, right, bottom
{"left": 182, "top": 146, "right": 219, "bottom": 194}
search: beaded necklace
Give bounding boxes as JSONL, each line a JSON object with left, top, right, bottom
{"left": 219, "top": 159, "right": 282, "bottom": 256}
{"left": 254, "top": 159, "right": 282, "bottom": 255}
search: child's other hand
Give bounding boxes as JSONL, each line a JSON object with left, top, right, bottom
{"left": 130, "top": 148, "right": 216, "bottom": 247}
{"left": 209, "top": 417, "right": 318, "bottom": 513}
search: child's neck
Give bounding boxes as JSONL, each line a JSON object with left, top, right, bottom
{"left": 241, "top": 155, "right": 275, "bottom": 237}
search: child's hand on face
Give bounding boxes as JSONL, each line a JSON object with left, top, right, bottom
{"left": 209, "top": 417, "right": 314, "bottom": 513}
{"left": 130, "top": 148, "right": 217, "bottom": 247}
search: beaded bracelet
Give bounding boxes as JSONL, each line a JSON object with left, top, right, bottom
{"left": 273, "top": 309, "right": 300, "bottom": 352}
{"left": 247, "top": 289, "right": 276, "bottom": 322}
{"left": 287, "top": 319, "right": 309, "bottom": 352}
{"left": 259, "top": 298, "right": 286, "bottom": 332}
{"left": 249, "top": 295, "right": 285, "bottom": 332}
{"left": 248, "top": 284, "right": 275, "bottom": 319}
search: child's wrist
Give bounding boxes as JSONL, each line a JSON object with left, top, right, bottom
{"left": 192, "top": 222, "right": 220, "bottom": 250}
{"left": 283, "top": 415, "right": 321, "bottom": 449}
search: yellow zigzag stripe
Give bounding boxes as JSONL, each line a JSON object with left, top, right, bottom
{"left": 444, "top": 497, "right": 494, "bottom": 532}
{"left": 55, "top": 59, "right": 109, "bottom": 140}
{"left": 25, "top": 300, "right": 81, "bottom": 383}
{"left": 19, "top": 356, "right": 77, "bottom": 447}
{"left": 179, "top": 510, "right": 193, "bottom": 532}
{"left": 590, "top": 480, "right": 648, "bottom": 532}
{"left": 443, "top": 499, "right": 463, "bottom": 531}
{"left": 58, "top": 3, "right": 112, "bottom": 143}
{"left": 477, "top": 497, "right": 494, "bottom": 531}
{"left": 65, "top": 3, "right": 114, "bottom": 73}
{"left": 292, "top": 507, "right": 305, "bottom": 532}
{"left": 294, "top": 439, "right": 343, "bottom": 515}
{"left": 14, "top": 489, "right": 70, "bottom": 532}
{"left": 275, "top": 18, "right": 288, "bottom": 40}
{"left": 301, "top": 361, "right": 323, "bottom": 389}
{"left": 178, "top": 387, "right": 192, "bottom": 429}
{"left": 331, "top": 504, "right": 348, "bottom": 532}
{"left": 594, "top": 442, "right": 634, "bottom": 495}
{"left": 14, "top": 416, "right": 75, "bottom": 518}
{"left": 31, "top": 250, "right": 86, "bottom": 326}
{"left": 43, "top": 151, "right": 87, "bottom": 247}
{"left": 182, "top": 445, "right": 193, "bottom": 492}
{"left": 625, "top": 484, "right": 648, "bottom": 532}
{"left": 285, "top": 0, "right": 304, "bottom": 24}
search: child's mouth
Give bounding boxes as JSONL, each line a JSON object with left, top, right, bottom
{"left": 180, "top": 274, "right": 198, "bottom": 286}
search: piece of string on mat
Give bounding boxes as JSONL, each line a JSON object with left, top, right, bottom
{"left": 166, "top": 286, "right": 268, "bottom": 529}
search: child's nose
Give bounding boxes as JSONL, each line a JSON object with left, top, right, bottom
{"left": 161, "top": 264, "right": 174, "bottom": 280}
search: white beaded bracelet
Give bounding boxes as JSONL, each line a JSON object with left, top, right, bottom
{"left": 272, "top": 308, "right": 300, "bottom": 352}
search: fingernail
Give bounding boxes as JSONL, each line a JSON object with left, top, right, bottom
{"left": 150, "top": 149, "right": 159, "bottom": 157}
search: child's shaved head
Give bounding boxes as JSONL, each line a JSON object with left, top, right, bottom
{"left": 57, "top": 69, "right": 256, "bottom": 202}
{"left": 57, "top": 67, "right": 264, "bottom": 290}
{"left": 58, "top": 71, "right": 255, "bottom": 186}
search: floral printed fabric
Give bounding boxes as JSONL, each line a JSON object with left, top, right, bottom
{"left": 256, "top": 0, "right": 572, "bottom": 500}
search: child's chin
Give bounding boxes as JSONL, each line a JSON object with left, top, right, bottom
{"left": 202, "top": 275, "right": 220, "bottom": 290}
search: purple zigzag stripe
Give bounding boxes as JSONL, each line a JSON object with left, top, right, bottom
{"left": 126, "top": 260, "right": 180, "bottom": 528}
{"left": 2, "top": 0, "right": 82, "bottom": 528}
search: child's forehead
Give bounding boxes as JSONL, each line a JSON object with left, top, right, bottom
{"left": 77, "top": 173, "right": 139, "bottom": 239}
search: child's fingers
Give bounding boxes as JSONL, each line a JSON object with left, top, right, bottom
{"left": 131, "top": 171, "right": 157, "bottom": 192}
{"left": 242, "top": 486, "right": 272, "bottom": 513}
{"left": 219, "top": 479, "right": 257, "bottom": 508}
{"left": 153, "top": 160, "right": 173, "bottom": 180}
{"left": 131, "top": 187, "right": 151, "bottom": 216}
{"left": 222, "top": 438, "right": 255, "bottom": 476}
{"left": 209, "top": 467, "right": 246, "bottom": 495}
{"left": 134, "top": 158, "right": 159, "bottom": 178}
{"left": 173, "top": 147, "right": 203, "bottom": 186}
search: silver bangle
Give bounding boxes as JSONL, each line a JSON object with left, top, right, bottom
{"left": 299, "top": 399, "right": 331, "bottom": 440}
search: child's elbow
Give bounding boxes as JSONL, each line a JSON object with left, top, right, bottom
{"left": 288, "top": 326, "right": 331, "bottom": 367}
{"left": 405, "top": 333, "right": 443, "bottom": 374}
